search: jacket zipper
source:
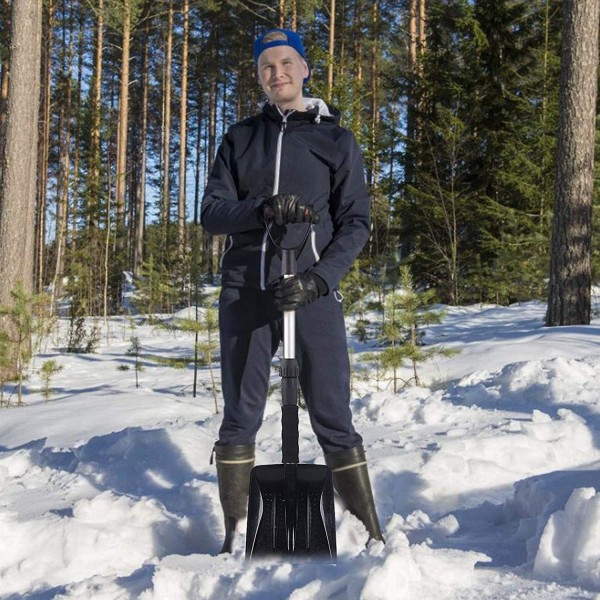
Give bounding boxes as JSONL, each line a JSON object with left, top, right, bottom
{"left": 260, "top": 109, "right": 293, "bottom": 290}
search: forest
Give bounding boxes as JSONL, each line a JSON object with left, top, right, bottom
{"left": 0, "top": 0, "right": 598, "bottom": 328}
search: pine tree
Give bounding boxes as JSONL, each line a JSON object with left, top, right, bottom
{"left": 133, "top": 254, "right": 178, "bottom": 318}
{"left": 370, "top": 265, "right": 457, "bottom": 391}
{"left": 40, "top": 359, "right": 63, "bottom": 401}
{"left": 0, "top": 0, "right": 43, "bottom": 379}
{"left": 0, "top": 282, "right": 37, "bottom": 406}
{"left": 126, "top": 335, "right": 143, "bottom": 388}
{"left": 546, "top": 0, "right": 599, "bottom": 325}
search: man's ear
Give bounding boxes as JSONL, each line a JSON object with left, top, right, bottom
{"left": 302, "top": 60, "right": 309, "bottom": 79}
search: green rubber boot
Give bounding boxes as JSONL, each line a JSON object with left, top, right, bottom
{"left": 213, "top": 442, "right": 255, "bottom": 554}
{"left": 325, "top": 445, "right": 384, "bottom": 543}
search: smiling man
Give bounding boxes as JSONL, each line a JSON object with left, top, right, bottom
{"left": 201, "top": 28, "right": 384, "bottom": 553}
{"left": 256, "top": 30, "right": 309, "bottom": 111}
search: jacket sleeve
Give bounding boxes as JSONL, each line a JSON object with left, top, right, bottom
{"left": 310, "top": 131, "right": 371, "bottom": 292}
{"left": 200, "top": 131, "right": 264, "bottom": 235}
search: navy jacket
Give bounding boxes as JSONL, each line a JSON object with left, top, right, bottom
{"left": 201, "top": 99, "right": 370, "bottom": 293}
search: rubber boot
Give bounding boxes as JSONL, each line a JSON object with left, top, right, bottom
{"left": 325, "top": 445, "right": 384, "bottom": 543}
{"left": 213, "top": 442, "right": 255, "bottom": 554}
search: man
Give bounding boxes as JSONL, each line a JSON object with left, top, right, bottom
{"left": 201, "top": 28, "right": 384, "bottom": 553}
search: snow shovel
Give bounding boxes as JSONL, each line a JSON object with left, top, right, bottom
{"left": 245, "top": 245, "right": 337, "bottom": 561}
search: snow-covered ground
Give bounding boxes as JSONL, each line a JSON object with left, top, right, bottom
{"left": 1, "top": 297, "right": 600, "bottom": 599}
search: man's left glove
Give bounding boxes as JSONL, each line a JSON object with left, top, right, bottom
{"left": 269, "top": 273, "right": 327, "bottom": 312}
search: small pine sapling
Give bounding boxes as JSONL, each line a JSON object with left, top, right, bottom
{"left": 0, "top": 333, "right": 11, "bottom": 407}
{"left": 177, "top": 305, "right": 220, "bottom": 414}
{"left": 126, "top": 335, "right": 144, "bottom": 388}
{"left": 376, "top": 265, "right": 458, "bottom": 391}
{"left": 133, "top": 255, "right": 179, "bottom": 320}
{"left": 40, "top": 359, "right": 63, "bottom": 401}
{"left": 341, "top": 261, "right": 377, "bottom": 342}
{"left": 0, "top": 282, "right": 36, "bottom": 406}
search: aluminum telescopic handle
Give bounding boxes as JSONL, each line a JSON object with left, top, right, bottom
{"left": 281, "top": 249, "right": 296, "bottom": 360}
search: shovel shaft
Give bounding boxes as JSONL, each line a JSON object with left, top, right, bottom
{"left": 281, "top": 358, "right": 299, "bottom": 463}
{"left": 282, "top": 249, "right": 296, "bottom": 359}
{"left": 280, "top": 248, "right": 299, "bottom": 463}
{"left": 283, "top": 311, "right": 295, "bottom": 359}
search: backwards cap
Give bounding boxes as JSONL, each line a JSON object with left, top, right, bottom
{"left": 254, "top": 28, "right": 311, "bottom": 82}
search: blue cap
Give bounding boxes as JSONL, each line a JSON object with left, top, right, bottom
{"left": 254, "top": 28, "right": 311, "bottom": 82}
{"left": 254, "top": 28, "right": 306, "bottom": 62}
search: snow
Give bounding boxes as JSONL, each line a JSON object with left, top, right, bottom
{"left": 1, "top": 298, "right": 600, "bottom": 599}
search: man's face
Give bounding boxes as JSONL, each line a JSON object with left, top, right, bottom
{"left": 257, "top": 45, "right": 309, "bottom": 111}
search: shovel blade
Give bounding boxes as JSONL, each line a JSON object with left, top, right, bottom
{"left": 245, "top": 463, "right": 336, "bottom": 561}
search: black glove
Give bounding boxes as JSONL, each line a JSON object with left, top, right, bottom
{"left": 269, "top": 273, "right": 327, "bottom": 311}
{"left": 262, "top": 194, "right": 319, "bottom": 226}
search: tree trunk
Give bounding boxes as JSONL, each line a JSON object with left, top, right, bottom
{"left": 161, "top": 0, "right": 173, "bottom": 244}
{"left": 34, "top": 0, "right": 54, "bottom": 293}
{"left": 406, "top": 0, "right": 418, "bottom": 187}
{"left": 177, "top": 0, "right": 189, "bottom": 268}
{"left": 0, "top": 0, "right": 11, "bottom": 165}
{"left": 51, "top": 0, "right": 74, "bottom": 305}
{"left": 539, "top": 0, "right": 551, "bottom": 225}
{"left": 88, "top": 0, "right": 103, "bottom": 227}
{"left": 85, "top": 0, "right": 103, "bottom": 314}
{"left": 417, "top": 0, "right": 426, "bottom": 120}
{"left": 546, "top": 0, "right": 599, "bottom": 326}
{"left": 203, "top": 35, "right": 218, "bottom": 282}
{"left": 115, "top": 0, "right": 131, "bottom": 253}
{"left": 0, "top": 0, "right": 42, "bottom": 374}
{"left": 71, "top": 10, "right": 85, "bottom": 249}
{"left": 291, "top": 0, "right": 297, "bottom": 30}
{"left": 352, "top": 0, "right": 363, "bottom": 135}
{"left": 368, "top": 0, "right": 379, "bottom": 187}
{"left": 327, "top": 0, "right": 335, "bottom": 102}
{"left": 134, "top": 9, "right": 150, "bottom": 278}
{"left": 418, "top": 0, "right": 426, "bottom": 60}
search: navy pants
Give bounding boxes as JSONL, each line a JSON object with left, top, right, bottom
{"left": 218, "top": 286, "right": 362, "bottom": 454}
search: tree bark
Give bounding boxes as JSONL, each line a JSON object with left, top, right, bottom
{"left": 133, "top": 8, "right": 149, "bottom": 278}
{"left": 177, "top": 0, "right": 189, "bottom": 267}
{"left": 406, "top": 0, "right": 418, "bottom": 187}
{"left": 88, "top": 0, "right": 103, "bottom": 227}
{"left": 0, "top": 0, "right": 11, "bottom": 165}
{"left": 34, "top": 0, "right": 54, "bottom": 293}
{"left": 546, "top": 0, "right": 599, "bottom": 326}
{"left": 0, "top": 0, "right": 42, "bottom": 372}
{"left": 368, "top": 0, "right": 379, "bottom": 187}
{"left": 51, "top": 0, "right": 75, "bottom": 305}
{"left": 161, "top": 0, "right": 173, "bottom": 241}
{"left": 418, "top": 0, "right": 426, "bottom": 59}
{"left": 203, "top": 34, "right": 218, "bottom": 282}
{"left": 351, "top": 0, "right": 363, "bottom": 135}
{"left": 327, "top": 0, "right": 335, "bottom": 102}
{"left": 291, "top": 0, "right": 297, "bottom": 30}
{"left": 115, "top": 0, "right": 131, "bottom": 252}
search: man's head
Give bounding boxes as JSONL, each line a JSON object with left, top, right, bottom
{"left": 254, "top": 29, "right": 310, "bottom": 111}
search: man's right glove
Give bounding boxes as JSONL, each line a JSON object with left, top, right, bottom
{"left": 269, "top": 272, "right": 328, "bottom": 311}
{"left": 262, "top": 193, "right": 319, "bottom": 226}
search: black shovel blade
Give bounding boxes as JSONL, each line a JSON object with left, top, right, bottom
{"left": 245, "top": 463, "right": 336, "bottom": 561}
